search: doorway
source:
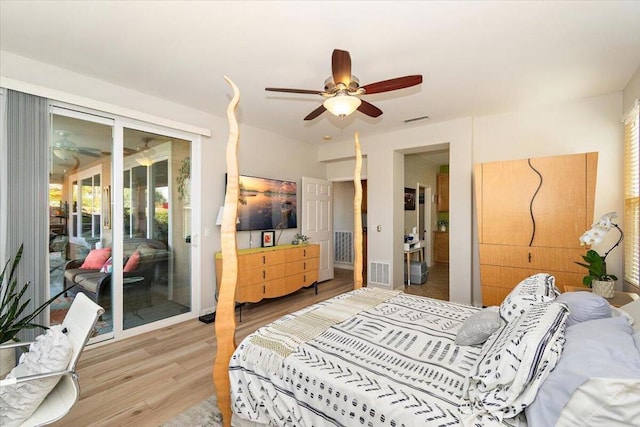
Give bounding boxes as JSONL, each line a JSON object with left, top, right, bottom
{"left": 404, "top": 148, "right": 449, "bottom": 295}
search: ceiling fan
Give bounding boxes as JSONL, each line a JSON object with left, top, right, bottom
{"left": 265, "top": 49, "right": 423, "bottom": 120}
{"left": 51, "top": 132, "right": 101, "bottom": 160}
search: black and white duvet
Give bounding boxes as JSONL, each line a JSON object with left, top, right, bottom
{"left": 230, "top": 289, "right": 536, "bottom": 426}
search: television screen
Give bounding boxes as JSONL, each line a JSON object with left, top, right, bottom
{"left": 232, "top": 174, "right": 297, "bottom": 231}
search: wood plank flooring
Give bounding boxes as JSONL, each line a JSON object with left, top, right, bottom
{"left": 52, "top": 264, "right": 449, "bottom": 426}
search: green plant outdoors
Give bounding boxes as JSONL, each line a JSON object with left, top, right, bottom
{"left": 575, "top": 249, "right": 618, "bottom": 287}
{"left": 0, "top": 244, "right": 70, "bottom": 344}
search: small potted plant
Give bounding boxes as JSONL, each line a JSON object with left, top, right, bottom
{"left": 1, "top": 244, "right": 70, "bottom": 375}
{"left": 575, "top": 212, "right": 623, "bottom": 298}
{"left": 293, "top": 233, "right": 310, "bottom": 245}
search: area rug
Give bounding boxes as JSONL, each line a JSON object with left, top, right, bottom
{"left": 162, "top": 395, "right": 223, "bottom": 427}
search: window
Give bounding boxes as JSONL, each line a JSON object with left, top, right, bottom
{"left": 624, "top": 100, "right": 639, "bottom": 288}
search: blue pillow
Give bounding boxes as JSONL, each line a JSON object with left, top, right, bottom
{"left": 525, "top": 316, "right": 640, "bottom": 426}
{"left": 555, "top": 291, "right": 611, "bottom": 326}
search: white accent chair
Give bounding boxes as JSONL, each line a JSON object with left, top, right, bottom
{"left": 0, "top": 292, "right": 104, "bottom": 426}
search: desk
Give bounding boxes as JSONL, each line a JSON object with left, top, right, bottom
{"left": 404, "top": 246, "right": 424, "bottom": 285}
{"left": 563, "top": 285, "right": 639, "bottom": 308}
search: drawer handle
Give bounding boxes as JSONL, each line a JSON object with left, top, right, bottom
{"left": 263, "top": 285, "right": 265, "bottom": 294}
{"left": 304, "top": 249, "right": 306, "bottom": 257}
{"left": 304, "top": 274, "right": 306, "bottom": 282}
{"left": 304, "top": 262, "right": 306, "bottom": 270}
{"left": 262, "top": 255, "right": 266, "bottom": 264}
{"left": 263, "top": 270, "right": 266, "bottom": 279}
{"left": 528, "top": 252, "right": 532, "bottom": 263}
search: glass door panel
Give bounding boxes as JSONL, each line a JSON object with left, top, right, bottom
{"left": 122, "top": 128, "right": 191, "bottom": 330}
{"left": 49, "top": 113, "right": 114, "bottom": 339}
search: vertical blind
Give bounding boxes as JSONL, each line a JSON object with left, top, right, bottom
{"left": 4, "top": 90, "right": 50, "bottom": 342}
{"left": 624, "top": 100, "right": 639, "bottom": 288}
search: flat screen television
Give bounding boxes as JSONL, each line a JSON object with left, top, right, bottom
{"left": 228, "top": 174, "right": 297, "bottom": 231}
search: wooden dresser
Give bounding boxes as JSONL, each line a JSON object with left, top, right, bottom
{"left": 215, "top": 244, "right": 320, "bottom": 303}
{"left": 474, "top": 152, "right": 597, "bottom": 306}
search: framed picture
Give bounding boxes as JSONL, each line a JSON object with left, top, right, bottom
{"left": 261, "top": 230, "right": 275, "bottom": 247}
{"left": 404, "top": 187, "right": 416, "bottom": 210}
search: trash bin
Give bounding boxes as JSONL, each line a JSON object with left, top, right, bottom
{"left": 404, "top": 261, "right": 428, "bottom": 284}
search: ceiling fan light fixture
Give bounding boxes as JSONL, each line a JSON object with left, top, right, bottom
{"left": 52, "top": 148, "right": 72, "bottom": 160}
{"left": 135, "top": 137, "right": 156, "bottom": 166}
{"left": 136, "top": 150, "right": 155, "bottom": 166}
{"left": 323, "top": 93, "right": 361, "bottom": 118}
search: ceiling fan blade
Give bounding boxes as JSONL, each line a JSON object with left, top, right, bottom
{"left": 361, "top": 75, "right": 423, "bottom": 94}
{"left": 304, "top": 105, "right": 327, "bottom": 121}
{"left": 357, "top": 100, "right": 383, "bottom": 118}
{"left": 265, "top": 87, "right": 322, "bottom": 95}
{"left": 332, "top": 49, "right": 352, "bottom": 87}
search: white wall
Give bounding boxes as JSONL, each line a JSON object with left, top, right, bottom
{"left": 624, "top": 64, "right": 640, "bottom": 114}
{"left": 321, "top": 119, "right": 474, "bottom": 304}
{"left": 473, "top": 92, "right": 624, "bottom": 300}
{"left": 1, "top": 51, "right": 326, "bottom": 317}
{"left": 322, "top": 93, "right": 624, "bottom": 305}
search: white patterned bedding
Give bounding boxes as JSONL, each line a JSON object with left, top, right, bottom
{"left": 230, "top": 289, "right": 530, "bottom": 426}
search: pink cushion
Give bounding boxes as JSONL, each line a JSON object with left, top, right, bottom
{"left": 123, "top": 250, "right": 141, "bottom": 272}
{"left": 80, "top": 248, "right": 111, "bottom": 270}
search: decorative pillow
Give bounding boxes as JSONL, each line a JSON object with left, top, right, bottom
{"left": 611, "top": 306, "right": 635, "bottom": 327}
{"left": 123, "top": 250, "right": 141, "bottom": 272}
{"left": 556, "top": 291, "right": 611, "bottom": 326}
{"left": 462, "top": 301, "right": 568, "bottom": 422}
{"left": 455, "top": 306, "right": 504, "bottom": 346}
{"left": 99, "top": 256, "right": 113, "bottom": 273}
{"left": 525, "top": 316, "right": 640, "bottom": 427}
{"left": 499, "top": 273, "right": 559, "bottom": 322}
{"left": 0, "top": 325, "right": 73, "bottom": 426}
{"left": 555, "top": 378, "right": 640, "bottom": 427}
{"left": 80, "top": 247, "right": 111, "bottom": 270}
{"left": 619, "top": 298, "right": 640, "bottom": 333}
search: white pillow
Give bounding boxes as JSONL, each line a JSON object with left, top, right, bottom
{"left": 0, "top": 325, "right": 73, "bottom": 427}
{"left": 556, "top": 378, "right": 640, "bottom": 427}
{"left": 462, "top": 301, "right": 568, "bottom": 421}
{"left": 455, "top": 306, "right": 504, "bottom": 346}
{"left": 556, "top": 291, "right": 611, "bottom": 326}
{"left": 525, "top": 315, "right": 640, "bottom": 426}
{"left": 499, "top": 273, "right": 559, "bottom": 322}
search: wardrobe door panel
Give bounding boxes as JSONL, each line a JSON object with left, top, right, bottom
{"left": 480, "top": 160, "right": 538, "bottom": 246}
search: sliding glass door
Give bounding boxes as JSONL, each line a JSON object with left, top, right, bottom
{"left": 49, "top": 107, "right": 194, "bottom": 340}
{"left": 120, "top": 128, "right": 192, "bottom": 330}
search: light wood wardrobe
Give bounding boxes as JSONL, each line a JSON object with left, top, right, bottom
{"left": 474, "top": 152, "right": 597, "bottom": 306}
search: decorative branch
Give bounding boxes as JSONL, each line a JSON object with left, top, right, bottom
{"left": 353, "top": 132, "right": 363, "bottom": 289}
{"left": 213, "top": 76, "right": 240, "bottom": 427}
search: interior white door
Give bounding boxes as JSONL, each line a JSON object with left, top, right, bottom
{"left": 301, "top": 177, "right": 333, "bottom": 282}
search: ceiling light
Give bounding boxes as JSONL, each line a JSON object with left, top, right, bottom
{"left": 323, "top": 93, "right": 361, "bottom": 118}
{"left": 136, "top": 138, "right": 155, "bottom": 166}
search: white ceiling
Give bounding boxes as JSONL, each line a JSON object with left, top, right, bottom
{"left": 1, "top": 1, "right": 640, "bottom": 145}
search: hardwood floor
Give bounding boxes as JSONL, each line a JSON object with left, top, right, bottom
{"left": 53, "top": 265, "right": 449, "bottom": 426}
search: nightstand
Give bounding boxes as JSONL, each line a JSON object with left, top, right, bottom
{"left": 563, "top": 285, "right": 640, "bottom": 308}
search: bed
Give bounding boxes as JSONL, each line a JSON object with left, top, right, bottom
{"left": 228, "top": 277, "right": 640, "bottom": 426}
{"left": 213, "top": 80, "right": 640, "bottom": 427}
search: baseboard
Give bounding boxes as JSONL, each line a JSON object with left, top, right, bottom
{"left": 198, "top": 312, "right": 216, "bottom": 324}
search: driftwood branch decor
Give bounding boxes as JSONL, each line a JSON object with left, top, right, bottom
{"left": 213, "top": 76, "right": 240, "bottom": 426}
{"left": 353, "top": 132, "right": 363, "bottom": 289}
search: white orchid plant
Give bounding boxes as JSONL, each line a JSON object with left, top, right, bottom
{"left": 575, "top": 212, "right": 624, "bottom": 287}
